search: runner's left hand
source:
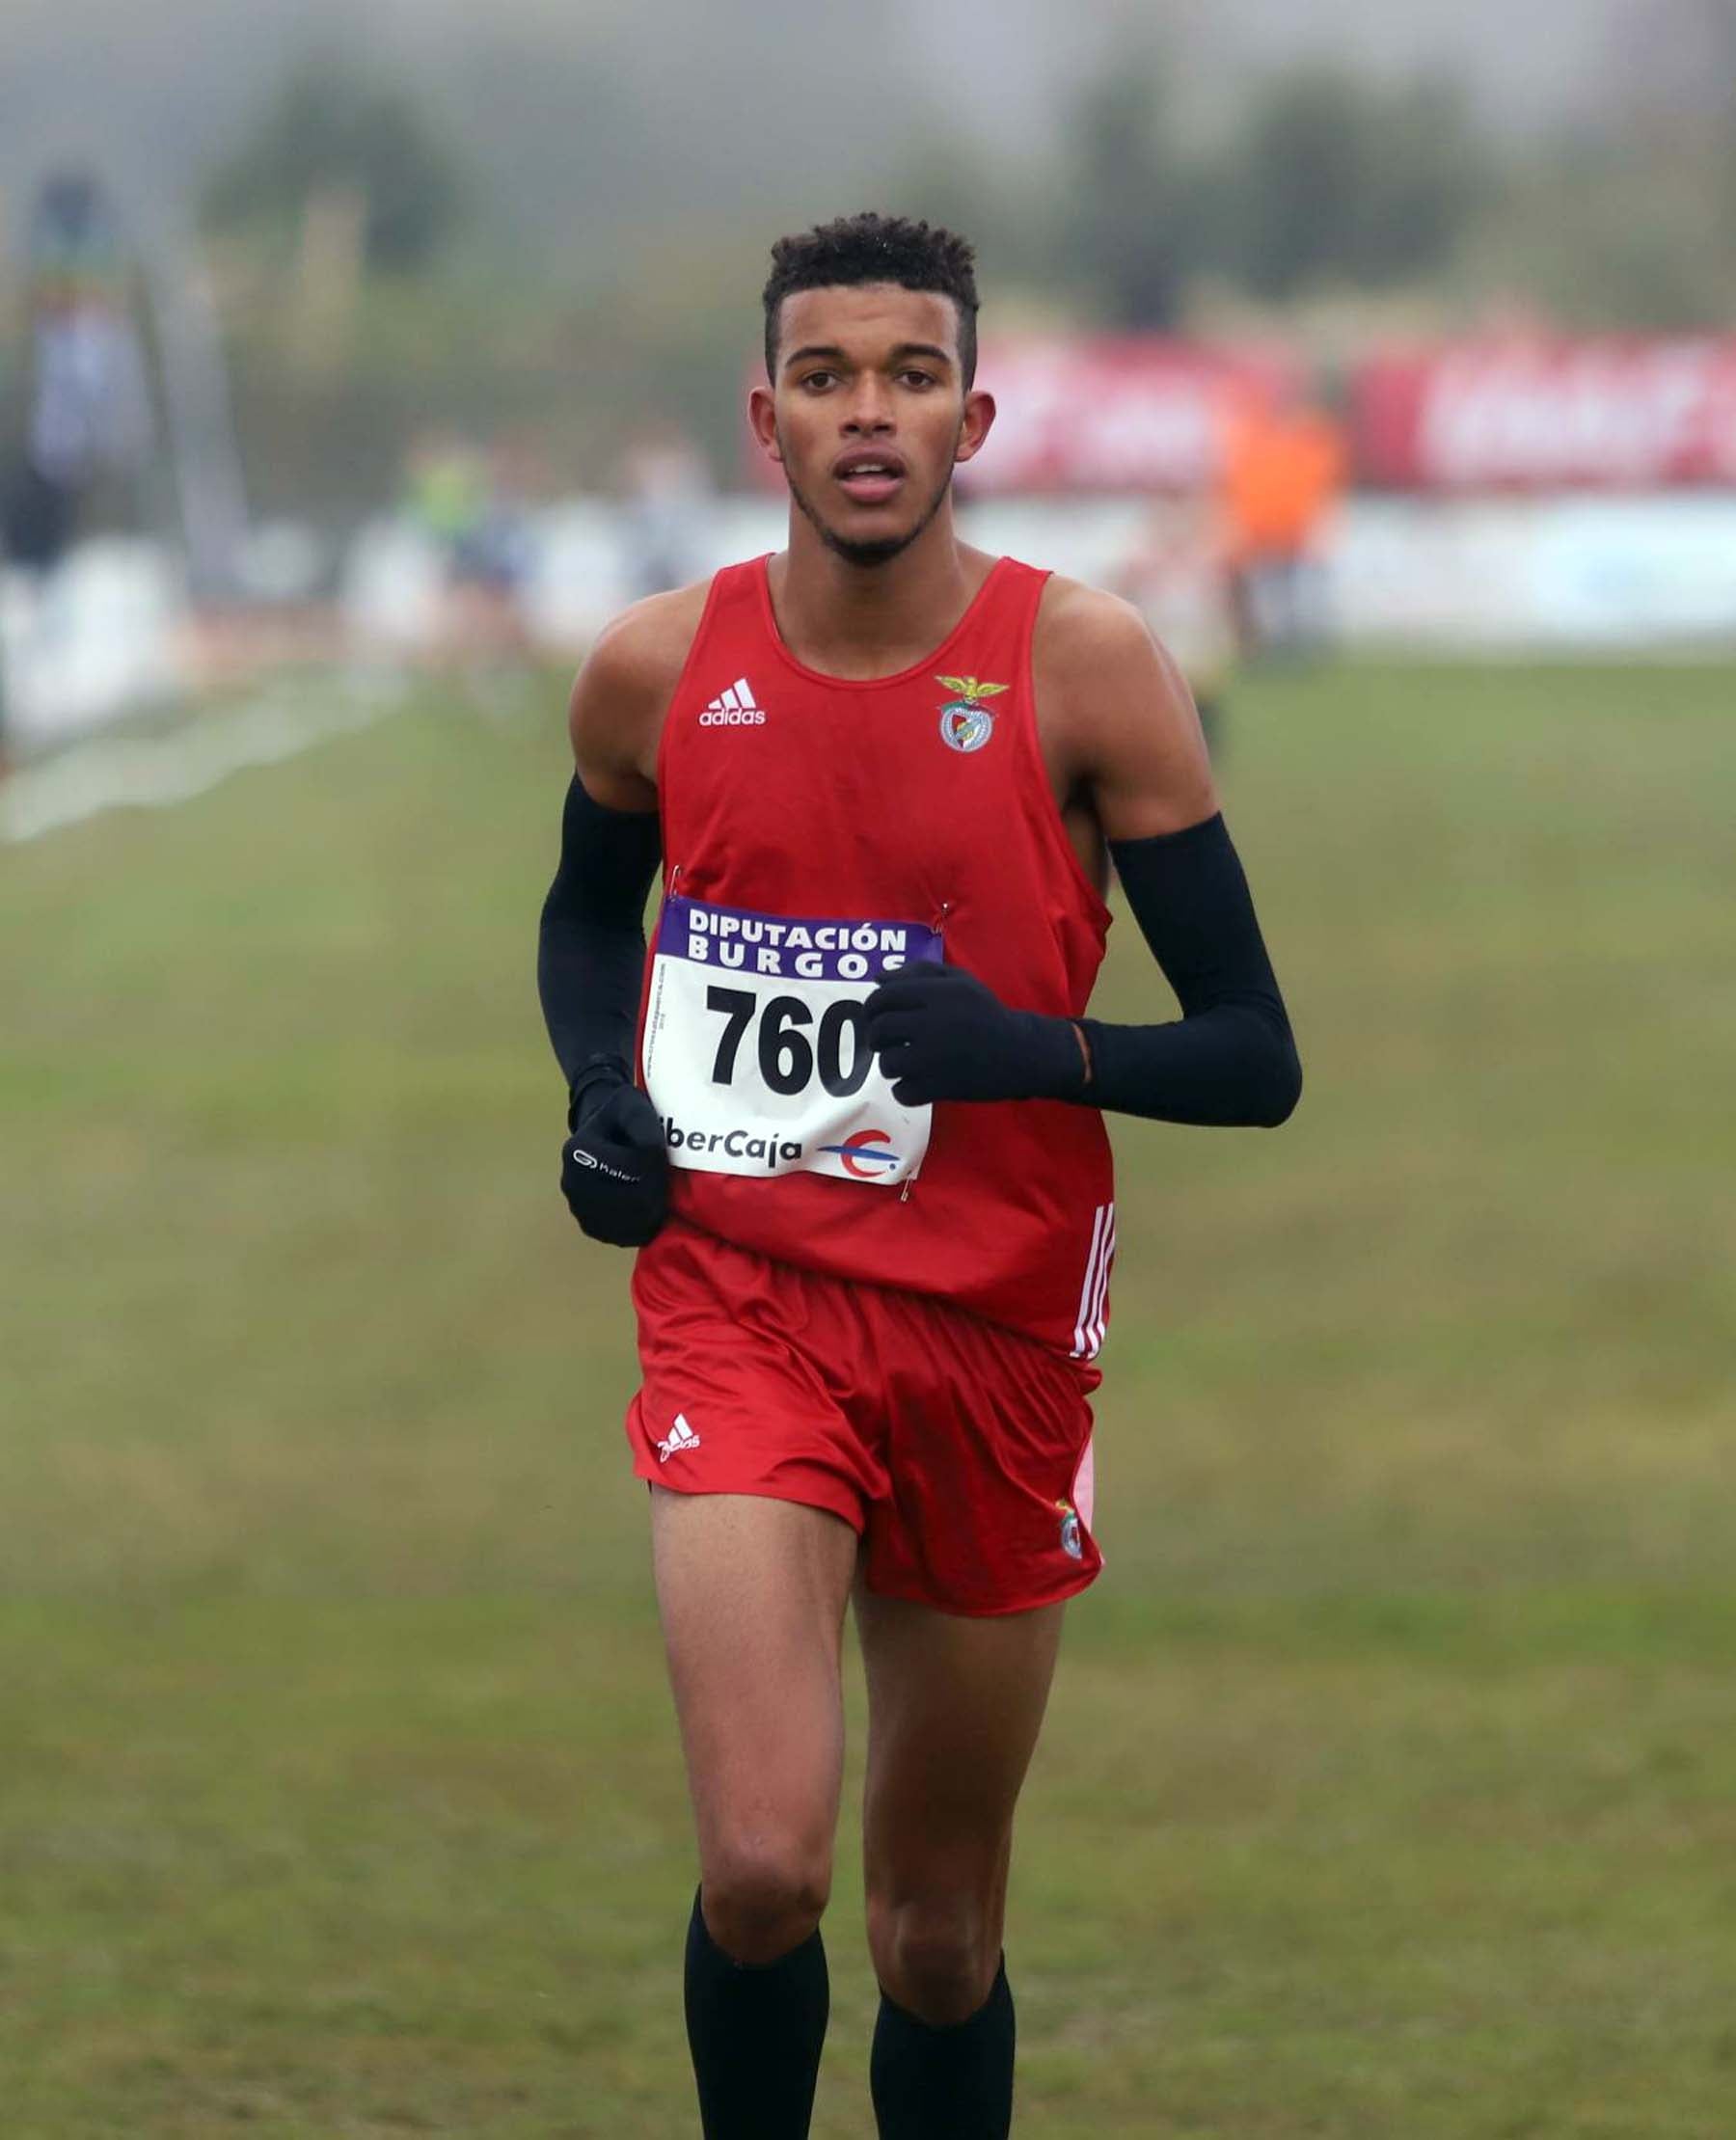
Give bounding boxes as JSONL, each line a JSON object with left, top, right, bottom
{"left": 863, "top": 961, "right": 1087, "bottom": 1106}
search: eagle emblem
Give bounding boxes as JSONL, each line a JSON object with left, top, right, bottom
{"left": 936, "top": 674, "right": 1009, "bottom": 754}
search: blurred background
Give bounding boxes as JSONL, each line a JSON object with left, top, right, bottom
{"left": 3, "top": 4, "right": 1733, "bottom": 2135}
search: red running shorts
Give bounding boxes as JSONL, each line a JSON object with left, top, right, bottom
{"left": 626, "top": 1219, "right": 1102, "bottom": 1616}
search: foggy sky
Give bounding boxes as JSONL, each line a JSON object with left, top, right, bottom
{"left": 1, "top": 0, "right": 1645, "bottom": 254}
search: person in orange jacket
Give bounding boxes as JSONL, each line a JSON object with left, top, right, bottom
{"left": 1217, "top": 382, "right": 1347, "bottom": 660}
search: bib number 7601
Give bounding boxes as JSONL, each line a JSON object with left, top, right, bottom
{"left": 706, "top": 986, "right": 872, "bottom": 1099}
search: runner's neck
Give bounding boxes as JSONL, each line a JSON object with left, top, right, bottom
{"left": 769, "top": 511, "right": 996, "bottom": 682}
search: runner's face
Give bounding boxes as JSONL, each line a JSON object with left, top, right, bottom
{"left": 750, "top": 284, "right": 995, "bottom": 566}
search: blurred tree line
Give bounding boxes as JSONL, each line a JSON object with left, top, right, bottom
{"left": 1061, "top": 64, "right": 1488, "bottom": 326}
{"left": 203, "top": 58, "right": 465, "bottom": 275}
{"left": 194, "top": 4, "right": 1736, "bottom": 524}
{"left": 996, "top": 2, "right": 1736, "bottom": 334}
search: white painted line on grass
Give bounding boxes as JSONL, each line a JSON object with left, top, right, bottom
{"left": 1, "top": 679, "right": 412, "bottom": 846}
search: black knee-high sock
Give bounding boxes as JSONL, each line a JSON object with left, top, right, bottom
{"left": 684, "top": 1889, "right": 829, "bottom": 2139}
{"left": 870, "top": 1959, "right": 1015, "bottom": 2140}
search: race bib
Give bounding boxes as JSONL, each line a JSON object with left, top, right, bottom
{"left": 641, "top": 894, "right": 941, "bottom": 1187}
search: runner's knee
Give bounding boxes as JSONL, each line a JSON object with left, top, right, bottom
{"left": 702, "top": 1835, "right": 831, "bottom": 1964}
{"left": 867, "top": 1891, "right": 1001, "bottom": 2025}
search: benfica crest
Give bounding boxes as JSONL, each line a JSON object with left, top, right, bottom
{"left": 936, "top": 674, "right": 1009, "bottom": 754}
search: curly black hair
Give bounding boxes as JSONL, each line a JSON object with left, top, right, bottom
{"left": 762, "top": 212, "right": 979, "bottom": 387}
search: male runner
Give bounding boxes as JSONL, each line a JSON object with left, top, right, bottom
{"left": 538, "top": 214, "right": 1301, "bottom": 2139}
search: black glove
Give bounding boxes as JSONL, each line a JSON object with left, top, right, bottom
{"left": 862, "top": 961, "right": 1087, "bottom": 1106}
{"left": 560, "top": 1071, "right": 668, "bottom": 1246}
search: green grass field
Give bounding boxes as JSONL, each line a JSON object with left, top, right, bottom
{"left": 4, "top": 660, "right": 1734, "bottom": 2137}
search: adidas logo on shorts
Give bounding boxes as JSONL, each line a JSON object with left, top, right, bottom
{"left": 699, "top": 677, "right": 766, "bottom": 725}
{"left": 656, "top": 1413, "right": 702, "bottom": 1463}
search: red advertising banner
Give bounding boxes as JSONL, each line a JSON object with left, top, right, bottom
{"left": 746, "top": 339, "right": 1291, "bottom": 494}
{"left": 1355, "top": 339, "right": 1736, "bottom": 490}
{"left": 745, "top": 334, "right": 1736, "bottom": 493}
{"left": 966, "top": 339, "right": 1292, "bottom": 495}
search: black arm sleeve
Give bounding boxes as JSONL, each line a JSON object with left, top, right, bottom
{"left": 1077, "top": 812, "right": 1302, "bottom": 1126}
{"left": 536, "top": 775, "right": 662, "bottom": 1103}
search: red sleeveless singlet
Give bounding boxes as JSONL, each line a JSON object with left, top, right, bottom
{"left": 637, "top": 554, "right": 1117, "bottom": 1359}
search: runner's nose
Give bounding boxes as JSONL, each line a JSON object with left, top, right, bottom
{"left": 841, "top": 380, "right": 895, "bottom": 434}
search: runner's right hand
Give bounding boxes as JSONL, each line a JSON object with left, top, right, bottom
{"left": 560, "top": 1079, "right": 668, "bottom": 1246}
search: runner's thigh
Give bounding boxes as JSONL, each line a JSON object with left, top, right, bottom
{"left": 653, "top": 1487, "right": 860, "bottom": 1872}
{"left": 857, "top": 1589, "right": 1067, "bottom": 1910}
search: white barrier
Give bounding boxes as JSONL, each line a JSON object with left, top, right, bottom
{"left": 485, "top": 491, "right": 1736, "bottom": 656}
{"left": 1330, "top": 495, "right": 1736, "bottom": 650}
{"left": 2, "top": 540, "right": 182, "bottom": 746}
{"left": 9, "top": 496, "right": 1732, "bottom": 769}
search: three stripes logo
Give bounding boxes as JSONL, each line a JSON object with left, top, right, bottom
{"left": 1071, "top": 1202, "right": 1116, "bottom": 1361}
{"left": 656, "top": 1413, "right": 702, "bottom": 1464}
{"left": 700, "top": 677, "right": 766, "bottom": 726}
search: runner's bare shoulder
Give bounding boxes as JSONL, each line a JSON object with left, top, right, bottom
{"left": 569, "top": 579, "right": 712, "bottom": 799}
{"left": 1034, "top": 573, "right": 1178, "bottom": 695}
{"left": 1033, "top": 573, "right": 1214, "bottom": 836}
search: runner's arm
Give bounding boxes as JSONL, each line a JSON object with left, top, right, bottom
{"left": 1057, "top": 587, "right": 1300, "bottom": 1127}
{"left": 538, "top": 602, "right": 693, "bottom": 1248}
{"left": 867, "top": 589, "right": 1300, "bottom": 1126}
{"left": 537, "top": 774, "right": 661, "bottom": 1111}
{"left": 1082, "top": 811, "right": 1300, "bottom": 1125}
{"left": 537, "top": 600, "right": 680, "bottom": 1119}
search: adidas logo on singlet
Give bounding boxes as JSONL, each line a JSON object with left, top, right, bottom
{"left": 699, "top": 677, "right": 766, "bottom": 726}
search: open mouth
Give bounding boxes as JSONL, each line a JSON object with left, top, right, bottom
{"left": 833, "top": 452, "right": 907, "bottom": 506}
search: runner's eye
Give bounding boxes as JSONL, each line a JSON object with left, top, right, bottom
{"left": 800, "top": 370, "right": 836, "bottom": 392}
{"left": 899, "top": 370, "right": 936, "bottom": 390}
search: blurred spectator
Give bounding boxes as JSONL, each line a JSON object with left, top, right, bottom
{"left": 2, "top": 170, "right": 158, "bottom": 774}
{"left": 401, "top": 431, "right": 533, "bottom": 661}
{"left": 1218, "top": 382, "right": 1346, "bottom": 661}
{"left": 617, "top": 422, "right": 714, "bottom": 598}
{"left": 1117, "top": 497, "right": 1238, "bottom": 758}
{"left": 3, "top": 171, "right": 155, "bottom": 576}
